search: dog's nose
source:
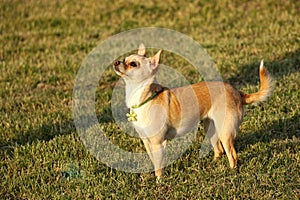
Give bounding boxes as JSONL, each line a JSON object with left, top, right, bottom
{"left": 114, "top": 60, "right": 121, "bottom": 66}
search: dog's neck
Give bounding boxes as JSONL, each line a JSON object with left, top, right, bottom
{"left": 124, "top": 76, "right": 158, "bottom": 108}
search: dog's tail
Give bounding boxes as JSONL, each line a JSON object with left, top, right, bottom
{"left": 240, "top": 60, "right": 274, "bottom": 105}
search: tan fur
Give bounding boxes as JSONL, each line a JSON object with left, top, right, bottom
{"left": 113, "top": 45, "right": 273, "bottom": 179}
{"left": 240, "top": 62, "right": 273, "bottom": 104}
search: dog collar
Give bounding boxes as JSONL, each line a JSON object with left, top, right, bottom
{"left": 126, "top": 91, "right": 160, "bottom": 122}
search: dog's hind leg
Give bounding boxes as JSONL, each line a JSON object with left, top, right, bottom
{"left": 213, "top": 114, "right": 239, "bottom": 169}
{"left": 220, "top": 132, "right": 237, "bottom": 168}
{"left": 213, "top": 140, "right": 225, "bottom": 161}
{"left": 204, "top": 119, "right": 225, "bottom": 161}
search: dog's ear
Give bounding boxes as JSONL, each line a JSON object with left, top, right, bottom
{"left": 138, "top": 43, "right": 146, "bottom": 56}
{"left": 150, "top": 50, "right": 162, "bottom": 69}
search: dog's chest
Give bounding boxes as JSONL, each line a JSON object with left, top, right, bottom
{"left": 130, "top": 102, "right": 201, "bottom": 139}
{"left": 130, "top": 104, "right": 169, "bottom": 138}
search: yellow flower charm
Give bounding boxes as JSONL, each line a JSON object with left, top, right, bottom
{"left": 126, "top": 109, "right": 137, "bottom": 122}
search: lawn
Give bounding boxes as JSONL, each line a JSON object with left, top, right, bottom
{"left": 1, "top": 0, "right": 299, "bottom": 199}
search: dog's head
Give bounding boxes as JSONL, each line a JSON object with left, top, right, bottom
{"left": 113, "top": 44, "right": 162, "bottom": 83}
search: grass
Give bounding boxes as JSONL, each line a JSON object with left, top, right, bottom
{"left": 1, "top": 0, "right": 299, "bottom": 199}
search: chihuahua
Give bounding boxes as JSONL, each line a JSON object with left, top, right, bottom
{"left": 113, "top": 44, "right": 273, "bottom": 179}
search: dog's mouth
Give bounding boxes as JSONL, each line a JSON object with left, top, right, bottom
{"left": 113, "top": 65, "right": 122, "bottom": 74}
{"left": 113, "top": 64, "right": 120, "bottom": 72}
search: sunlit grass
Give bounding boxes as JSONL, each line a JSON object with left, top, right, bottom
{"left": 1, "top": 0, "right": 299, "bottom": 199}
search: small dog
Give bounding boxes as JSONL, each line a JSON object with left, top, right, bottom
{"left": 113, "top": 44, "right": 273, "bottom": 179}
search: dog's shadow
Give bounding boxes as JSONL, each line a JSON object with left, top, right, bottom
{"left": 0, "top": 120, "right": 75, "bottom": 158}
{"left": 228, "top": 48, "right": 300, "bottom": 86}
{"left": 236, "top": 114, "right": 300, "bottom": 153}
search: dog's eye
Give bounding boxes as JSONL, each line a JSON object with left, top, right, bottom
{"left": 129, "top": 62, "right": 137, "bottom": 67}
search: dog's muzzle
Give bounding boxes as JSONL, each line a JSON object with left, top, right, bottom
{"left": 113, "top": 60, "right": 124, "bottom": 75}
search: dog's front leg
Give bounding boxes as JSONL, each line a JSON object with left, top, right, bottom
{"left": 152, "top": 141, "right": 167, "bottom": 179}
{"left": 143, "top": 139, "right": 167, "bottom": 180}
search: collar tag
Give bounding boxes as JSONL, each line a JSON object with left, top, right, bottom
{"left": 126, "top": 109, "right": 137, "bottom": 122}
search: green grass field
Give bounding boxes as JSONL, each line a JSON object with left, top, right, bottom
{"left": 1, "top": 0, "right": 299, "bottom": 199}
